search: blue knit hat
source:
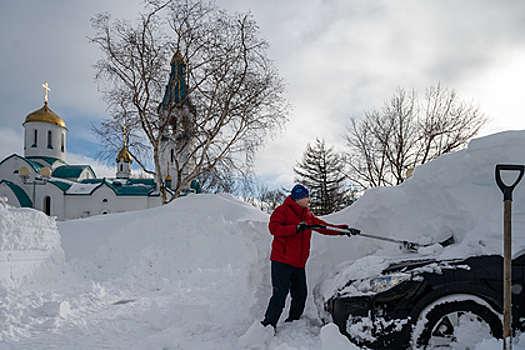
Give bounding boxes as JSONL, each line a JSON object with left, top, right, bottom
{"left": 291, "top": 184, "right": 310, "bottom": 201}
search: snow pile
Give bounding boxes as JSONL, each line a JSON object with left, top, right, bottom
{"left": 237, "top": 320, "right": 275, "bottom": 349}
{"left": 59, "top": 194, "right": 273, "bottom": 328}
{"left": 2, "top": 131, "right": 525, "bottom": 349}
{"left": 0, "top": 197, "right": 65, "bottom": 287}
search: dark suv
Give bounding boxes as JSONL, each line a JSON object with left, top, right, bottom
{"left": 315, "top": 251, "right": 525, "bottom": 349}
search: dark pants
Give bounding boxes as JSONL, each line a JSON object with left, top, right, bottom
{"left": 262, "top": 260, "right": 307, "bottom": 327}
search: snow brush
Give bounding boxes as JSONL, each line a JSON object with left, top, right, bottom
{"left": 302, "top": 224, "right": 455, "bottom": 252}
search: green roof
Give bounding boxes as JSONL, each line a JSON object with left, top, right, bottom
{"left": 48, "top": 180, "right": 72, "bottom": 192}
{"left": 81, "top": 178, "right": 158, "bottom": 196}
{"left": 0, "top": 154, "right": 43, "bottom": 173}
{"left": 0, "top": 180, "right": 32, "bottom": 207}
{"left": 25, "top": 158, "right": 44, "bottom": 172}
{"left": 52, "top": 165, "right": 95, "bottom": 179}
{"left": 26, "top": 156, "right": 67, "bottom": 168}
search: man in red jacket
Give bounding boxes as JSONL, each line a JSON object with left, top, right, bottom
{"left": 261, "top": 184, "right": 360, "bottom": 329}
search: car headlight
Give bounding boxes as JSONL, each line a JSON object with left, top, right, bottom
{"left": 359, "top": 273, "right": 411, "bottom": 294}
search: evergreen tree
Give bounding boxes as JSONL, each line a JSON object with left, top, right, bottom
{"left": 294, "top": 138, "right": 354, "bottom": 215}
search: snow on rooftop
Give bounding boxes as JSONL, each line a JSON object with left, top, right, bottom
{"left": 65, "top": 181, "right": 100, "bottom": 194}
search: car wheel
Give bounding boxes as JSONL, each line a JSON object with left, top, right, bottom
{"left": 411, "top": 295, "right": 502, "bottom": 350}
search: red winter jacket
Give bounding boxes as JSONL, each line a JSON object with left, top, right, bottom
{"left": 268, "top": 196, "right": 344, "bottom": 268}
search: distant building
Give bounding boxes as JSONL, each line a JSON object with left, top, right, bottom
{"left": 158, "top": 50, "right": 199, "bottom": 192}
{"left": 0, "top": 54, "right": 200, "bottom": 220}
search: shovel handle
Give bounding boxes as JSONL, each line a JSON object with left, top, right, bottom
{"left": 496, "top": 164, "right": 525, "bottom": 201}
{"left": 303, "top": 224, "right": 346, "bottom": 234}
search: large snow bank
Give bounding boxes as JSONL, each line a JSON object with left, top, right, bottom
{"left": 0, "top": 197, "right": 65, "bottom": 287}
{"left": 59, "top": 194, "right": 272, "bottom": 320}
{"left": 326, "top": 130, "right": 525, "bottom": 258}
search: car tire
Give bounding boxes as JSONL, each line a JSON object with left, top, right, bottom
{"left": 411, "top": 294, "right": 502, "bottom": 349}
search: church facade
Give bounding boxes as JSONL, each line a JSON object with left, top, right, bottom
{"left": 0, "top": 99, "right": 166, "bottom": 220}
{"left": 0, "top": 53, "right": 200, "bottom": 220}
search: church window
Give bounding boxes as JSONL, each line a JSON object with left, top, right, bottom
{"left": 61, "top": 134, "right": 65, "bottom": 152}
{"left": 32, "top": 129, "right": 38, "bottom": 147}
{"left": 47, "top": 131, "right": 53, "bottom": 149}
{"left": 43, "top": 196, "right": 51, "bottom": 216}
{"left": 101, "top": 210, "right": 110, "bottom": 215}
{"left": 120, "top": 164, "right": 123, "bottom": 172}
{"left": 102, "top": 198, "right": 108, "bottom": 203}
{"left": 171, "top": 149, "right": 174, "bottom": 163}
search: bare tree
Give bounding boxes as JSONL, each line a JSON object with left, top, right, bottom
{"left": 233, "top": 178, "right": 287, "bottom": 214}
{"left": 345, "top": 83, "right": 488, "bottom": 189}
{"left": 242, "top": 182, "right": 287, "bottom": 214}
{"left": 416, "top": 83, "right": 487, "bottom": 164}
{"left": 346, "top": 89, "right": 419, "bottom": 188}
{"left": 294, "top": 138, "right": 355, "bottom": 215}
{"left": 90, "top": 0, "right": 289, "bottom": 202}
{"left": 258, "top": 186, "right": 287, "bottom": 213}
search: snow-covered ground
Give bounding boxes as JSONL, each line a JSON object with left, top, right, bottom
{"left": 2, "top": 130, "right": 525, "bottom": 349}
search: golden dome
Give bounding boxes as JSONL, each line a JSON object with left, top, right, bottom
{"left": 165, "top": 174, "right": 172, "bottom": 181}
{"left": 23, "top": 102, "right": 67, "bottom": 129}
{"left": 116, "top": 146, "right": 132, "bottom": 163}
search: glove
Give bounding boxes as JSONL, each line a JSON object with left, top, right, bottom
{"left": 340, "top": 227, "right": 360, "bottom": 237}
{"left": 296, "top": 222, "right": 308, "bottom": 234}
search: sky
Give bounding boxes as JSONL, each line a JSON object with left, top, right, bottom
{"left": 2, "top": 0, "right": 525, "bottom": 189}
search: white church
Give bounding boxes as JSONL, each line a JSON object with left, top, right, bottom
{"left": 0, "top": 52, "right": 200, "bottom": 220}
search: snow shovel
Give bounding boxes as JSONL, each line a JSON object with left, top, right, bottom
{"left": 302, "top": 224, "right": 455, "bottom": 252}
{"left": 495, "top": 164, "right": 525, "bottom": 350}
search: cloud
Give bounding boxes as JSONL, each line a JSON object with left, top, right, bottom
{"left": 0, "top": 128, "right": 24, "bottom": 159}
{"left": 3, "top": 0, "right": 525, "bottom": 190}
{"left": 249, "top": 0, "right": 525, "bottom": 187}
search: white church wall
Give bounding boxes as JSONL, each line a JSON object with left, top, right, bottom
{"left": 147, "top": 196, "right": 162, "bottom": 209}
{"left": 23, "top": 122, "right": 67, "bottom": 162}
{"left": 0, "top": 183, "right": 21, "bottom": 207}
{"left": 62, "top": 184, "right": 161, "bottom": 220}
{"left": 0, "top": 155, "right": 30, "bottom": 183}
{"left": 78, "top": 168, "right": 96, "bottom": 182}
{"left": 0, "top": 156, "right": 39, "bottom": 208}
{"left": 12, "top": 179, "right": 66, "bottom": 219}
{"left": 113, "top": 195, "right": 154, "bottom": 213}
{"left": 64, "top": 185, "right": 116, "bottom": 220}
{"left": 40, "top": 183, "right": 66, "bottom": 220}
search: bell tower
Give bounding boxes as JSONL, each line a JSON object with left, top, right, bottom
{"left": 158, "top": 51, "right": 196, "bottom": 189}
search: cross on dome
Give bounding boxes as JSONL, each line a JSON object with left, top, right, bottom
{"left": 42, "top": 82, "right": 51, "bottom": 103}
{"left": 122, "top": 125, "right": 127, "bottom": 146}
